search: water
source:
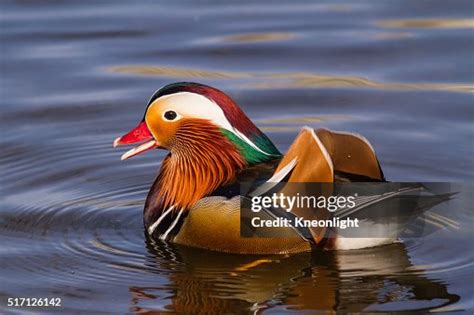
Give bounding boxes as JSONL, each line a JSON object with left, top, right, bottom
{"left": 1, "top": 0, "right": 473, "bottom": 313}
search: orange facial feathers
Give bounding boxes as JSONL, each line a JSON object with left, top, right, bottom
{"left": 155, "top": 119, "right": 246, "bottom": 211}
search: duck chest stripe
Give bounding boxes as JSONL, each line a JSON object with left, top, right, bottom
{"left": 160, "top": 208, "right": 185, "bottom": 240}
{"left": 147, "top": 206, "right": 174, "bottom": 235}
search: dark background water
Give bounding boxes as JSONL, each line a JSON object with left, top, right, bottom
{"left": 1, "top": 0, "right": 473, "bottom": 313}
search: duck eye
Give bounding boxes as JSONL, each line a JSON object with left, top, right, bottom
{"left": 163, "top": 110, "right": 177, "bottom": 121}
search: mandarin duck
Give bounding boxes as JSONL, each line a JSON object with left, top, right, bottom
{"left": 114, "top": 82, "right": 450, "bottom": 254}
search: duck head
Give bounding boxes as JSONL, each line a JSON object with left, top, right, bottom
{"left": 114, "top": 82, "right": 281, "bottom": 211}
{"left": 114, "top": 82, "right": 281, "bottom": 162}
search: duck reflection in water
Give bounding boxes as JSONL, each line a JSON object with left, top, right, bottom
{"left": 128, "top": 241, "right": 459, "bottom": 313}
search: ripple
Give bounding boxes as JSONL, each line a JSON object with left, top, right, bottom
{"left": 0, "top": 129, "right": 170, "bottom": 288}
{"left": 256, "top": 115, "right": 350, "bottom": 124}
{"left": 222, "top": 32, "right": 295, "bottom": 43}
{"left": 379, "top": 18, "right": 474, "bottom": 29}
{"left": 1, "top": 192, "right": 151, "bottom": 286}
{"left": 107, "top": 65, "right": 250, "bottom": 79}
{"left": 372, "top": 32, "right": 413, "bottom": 40}
{"left": 256, "top": 115, "right": 352, "bottom": 132}
{"left": 260, "top": 72, "right": 474, "bottom": 93}
{"left": 107, "top": 65, "right": 474, "bottom": 93}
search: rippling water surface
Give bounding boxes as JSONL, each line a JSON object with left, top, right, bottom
{"left": 1, "top": 0, "right": 473, "bottom": 313}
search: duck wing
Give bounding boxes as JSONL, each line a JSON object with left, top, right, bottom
{"left": 315, "top": 128, "right": 385, "bottom": 181}
{"left": 245, "top": 127, "right": 391, "bottom": 247}
{"left": 334, "top": 183, "right": 456, "bottom": 238}
{"left": 246, "top": 127, "right": 335, "bottom": 245}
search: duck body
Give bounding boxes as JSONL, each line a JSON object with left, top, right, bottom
{"left": 114, "top": 82, "right": 436, "bottom": 254}
{"left": 146, "top": 126, "right": 390, "bottom": 254}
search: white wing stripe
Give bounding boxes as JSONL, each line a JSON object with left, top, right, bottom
{"left": 304, "top": 126, "right": 334, "bottom": 174}
{"left": 250, "top": 157, "right": 297, "bottom": 197}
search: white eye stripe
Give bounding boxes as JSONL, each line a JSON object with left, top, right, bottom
{"left": 148, "top": 91, "right": 275, "bottom": 155}
{"left": 149, "top": 92, "right": 233, "bottom": 128}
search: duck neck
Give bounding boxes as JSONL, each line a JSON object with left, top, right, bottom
{"left": 144, "top": 121, "right": 247, "bottom": 230}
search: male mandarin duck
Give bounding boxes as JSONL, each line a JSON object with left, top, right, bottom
{"left": 114, "top": 82, "right": 447, "bottom": 254}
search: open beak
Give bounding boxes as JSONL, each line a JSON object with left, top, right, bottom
{"left": 113, "top": 121, "right": 159, "bottom": 160}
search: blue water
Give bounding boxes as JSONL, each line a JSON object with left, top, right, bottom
{"left": 1, "top": 0, "right": 473, "bottom": 313}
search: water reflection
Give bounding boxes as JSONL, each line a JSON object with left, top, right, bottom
{"left": 372, "top": 32, "right": 413, "bottom": 40}
{"left": 379, "top": 19, "right": 474, "bottom": 29}
{"left": 108, "top": 65, "right": 250, "bottom": 79}
{"left": 222, "top": 32, "right": 295, "bottom": 43}
{"left": 108, "top": 65, "right": 474, "bottom": 93}
{"left": 258, "top": 73, "right": 474, "bottom": 93}
{"left": 129, "top": 241, "right": 459, "bottom": 313}
{"left": 256, "top": 115, "right": 351, "bottom": 133}
{"left": 256, "top": 115, "right": 350, "bottom": 124}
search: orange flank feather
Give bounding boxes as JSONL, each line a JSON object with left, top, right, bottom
{"left": 156, "top": 119, "right": 246, "bottom": 210}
